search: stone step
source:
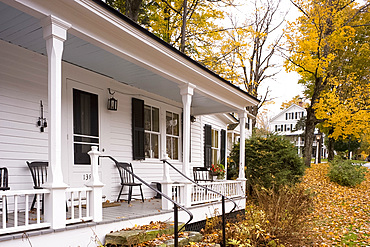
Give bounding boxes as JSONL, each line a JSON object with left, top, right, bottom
{"left": 105, "top": 222, "right": 184, "bottom": 246}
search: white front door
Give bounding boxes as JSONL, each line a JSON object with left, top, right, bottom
{"left": 66, "top": 79, "right": 104, "bottom": 188}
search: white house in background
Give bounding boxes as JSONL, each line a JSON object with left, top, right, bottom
{"left": 269, "top": 104, "right": 326, "bottom": 159}
{"left": 0, "top": 0, "right": 259, "bottom": 245}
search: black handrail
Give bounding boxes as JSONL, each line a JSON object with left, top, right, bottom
{"left": 100, "top": 156, "right": 193, "bottom": 236}
{"left": 161, "top": 160, "right": 238, "bottom": 214}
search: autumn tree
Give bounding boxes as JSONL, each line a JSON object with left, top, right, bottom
{"left": 283, "top": 0, "right": 370, "bottom": 166}
{"left": 314, "top": 4, "right": 370, "bottom": 160}
{"left": 106, "top": 0, "right": 144, "bottom": 22}
{"left": 197, "top": 0, "right": 287, "bottom": 127}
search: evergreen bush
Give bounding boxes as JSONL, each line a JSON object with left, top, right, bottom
{"left": 229, "top": 133, "right": 305, "bottom": 191}
{"left": 328, "top": 159, "right": 368, "bottom": 187}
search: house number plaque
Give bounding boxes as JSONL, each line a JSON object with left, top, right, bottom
{"left": 82, "top": 173, "right": 91, "bottom": 180}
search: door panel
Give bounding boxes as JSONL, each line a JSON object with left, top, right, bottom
{"left": 67, "top": 79, "right": 103, "bottom": 188}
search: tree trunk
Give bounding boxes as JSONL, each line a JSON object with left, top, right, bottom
{"left": 303, "top": 105, "right": 316, "bottom": 166}
{"left": 318, "top": 134, "right": 322, "bottom": 163}
{"left": 125, "top": 0, "right": 142, "bottom": 22}
{"left": 327, "top": 137, "right": 335, "bottom": 161}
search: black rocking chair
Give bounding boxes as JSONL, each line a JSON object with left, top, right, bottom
{"left": 193, "top": 167, "right": 214, "bottom": 182}
{"left": 26, "top": 161, "right": 48, "bottom": 213}
{"left": 0, "top": 167, "right": 10, "bottom": 221}
{"left": 116, "top": 162, "right": 144, "bottom": 204}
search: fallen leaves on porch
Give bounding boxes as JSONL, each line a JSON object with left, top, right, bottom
{"left": 302, "top": 163, "right": 370, "bottom": 246}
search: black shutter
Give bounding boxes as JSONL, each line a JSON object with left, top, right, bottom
{"left": 220, "top": 129, "right": 226, "bottom": 166}
{"left": 132, "top": 98, "right": 145, "bottom": 160}
{"left": 204, "top": 124, "right": 212, "bottom": 168}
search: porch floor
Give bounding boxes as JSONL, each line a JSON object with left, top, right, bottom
{"left": 0, "top": 198, "right": 167, "bottom": 235}
{"left": 101, "top": 198, "right": 168, "bottom": 222}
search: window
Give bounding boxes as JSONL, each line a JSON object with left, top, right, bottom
{"left": 73, "top": 89, "right": 99, "bottom": 165}
{"left": 211, "top": 129, "right": 219, "bottom": 165}
{"left": 166, "top": 111, "right": 179, "bottom": 160}
{"left": 144, "top": 105, "right": 159, "bottom": 159}
{"left": 133, "top": 98, "right": 182, "bottom": 161}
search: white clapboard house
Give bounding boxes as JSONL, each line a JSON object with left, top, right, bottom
{"left": 269, "top": 104, "right": 326, "bottom": 159}
{"left": 0, "top": 0, "right": 258, "bottom": 245}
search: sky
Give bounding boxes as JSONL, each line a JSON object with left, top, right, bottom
{"left": 229, "top": 0, "right": 305, "bottom": 119}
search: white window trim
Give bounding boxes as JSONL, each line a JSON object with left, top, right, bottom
{"left": 140, "top": 98, "right": 182, "bottom": 162}
{"left": 211, "top": 127, "right": 220, "bottom": 165}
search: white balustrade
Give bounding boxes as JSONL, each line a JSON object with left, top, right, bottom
{"left": 65, "top": 188, "right": 93, "bottom": 224}
{"left": 170, "top": 183, "right": 185, "bottom": 206}
{"left": 191, "top": 180, "right": 243, "bottom": 205}
{"left": 0, "top": 189, "right": 50, "bottom": 235}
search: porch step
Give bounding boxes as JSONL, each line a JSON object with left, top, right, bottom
{"left": 104, "top": 221, "right": 217, "bottom": 246}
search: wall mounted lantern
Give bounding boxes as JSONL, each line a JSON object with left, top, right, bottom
{"left": 107, "top": 88, "right": 118, "bottom": 111}
{"left": 37, "top": 100, "right": 47, "bottom": 132}
{"left": 190, "top": 115, "right": 196, "bottom": 123}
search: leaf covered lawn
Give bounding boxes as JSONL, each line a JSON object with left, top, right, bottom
{"left": 302, "top": 163, "right": 370, "bottom": 246}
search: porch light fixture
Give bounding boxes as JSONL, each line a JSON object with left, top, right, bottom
{"left": 190, "top": 115, "right": 196, "bottom": 123}
{"left": 37, "top": 100, "right": 47, "bottom": 132}
{"left": 107, "top": 88, "right": 118, "bottom": 111}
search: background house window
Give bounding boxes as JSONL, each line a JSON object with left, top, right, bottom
{"left": 211, "top": 129, "right": 219, "bottom": 165}
{"left": 144, "top": 105, "right": 159, "bottom": 159}
{"left": 166, "top": 111, "right": 179, "bottom": 160}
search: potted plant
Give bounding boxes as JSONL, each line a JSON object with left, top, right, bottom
{"left": 210, "top": 163, "right": 225, "bottom": 180}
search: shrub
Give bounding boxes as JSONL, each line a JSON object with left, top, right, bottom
{"left": 203, "top": 185, "right": 314, "bottom": 246}
{"left": 229, "top": 133, "right": 305, "bottom": 191}
{"left": 328, "top": 159, "right": 368, "bottom": 187}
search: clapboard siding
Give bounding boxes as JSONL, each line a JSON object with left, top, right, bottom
{"left": 0, "top": 41, "right": 48, "bottom": 192}
{"left": 190, "top": 120, "right": 202, "bottom": 166}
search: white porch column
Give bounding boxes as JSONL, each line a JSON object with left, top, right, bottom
{"left": 87, "top": 146, "right": 104, "bottom": 222}
{"left": 179, "top": 83, "right": 195, "bottom": 208}
{"left": 41, "top": 15, "right": 71, "bottom": 229}
{"left": 179, "top": 83, "right": 196, "bottom": 177}
{"left": 237, "top": 110, "right": 247, "bottom": 192}
{"left": 298, "top": 136, "right": 301, "bottom": 157}
{"left": 161, "top": 155, "right": 173, "bottom": 210}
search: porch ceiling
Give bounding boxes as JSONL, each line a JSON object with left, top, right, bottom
{"left": 0, "top": 1, "right": 252, "bottom": 115}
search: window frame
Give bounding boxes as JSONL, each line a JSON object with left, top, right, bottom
{"left": 133, "top": 97, "right": 182, "bottom": 162}
{"left": 144, "top": 104, "right": 160, "bottom": 159}
{"left": 211, "top": 128, "right": 220, "bottom": 166}
{"left": 165, "top": 110, "right": 180, "bottom": 160}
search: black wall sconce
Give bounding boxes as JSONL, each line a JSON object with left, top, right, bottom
{"left": 190, "top": 115, "right": 196, "bottom": 123}
{"left": 37, "top": 100, "right": 47, "bottom": 132}
{"left": 107, "top": 88, "right": 118, "bottom": 111}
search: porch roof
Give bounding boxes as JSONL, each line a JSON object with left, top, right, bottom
{"left": 0, "top": 0, "right": 258, "bottom": 115}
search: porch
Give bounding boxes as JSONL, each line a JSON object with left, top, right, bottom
{"left": 0, "top": 183, "right": 245, "bottom": 246}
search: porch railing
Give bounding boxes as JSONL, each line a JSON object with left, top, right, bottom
{"left": 100, "top": 156, "right": 193, "bottom": 247}
{"left": 191, "top": 180, "right": 243, "bottom": 205}
{"left": 65, "top": 187, "right": 93, "bottom": 224}
{"left": 0, "top": 189, "right": 50, "bottom": 235}
{"left": 170, "top": 183, "right": 185, "bottom": 206}
{"left": 162, "top": 160, "right": 243, "bottom": 247}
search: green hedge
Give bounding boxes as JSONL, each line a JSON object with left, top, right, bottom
{"left": 328, "top": 159, "right": 368, "bottom": 187}
{"left": 229, "top": 134, "right": 305, "bottom": 190}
